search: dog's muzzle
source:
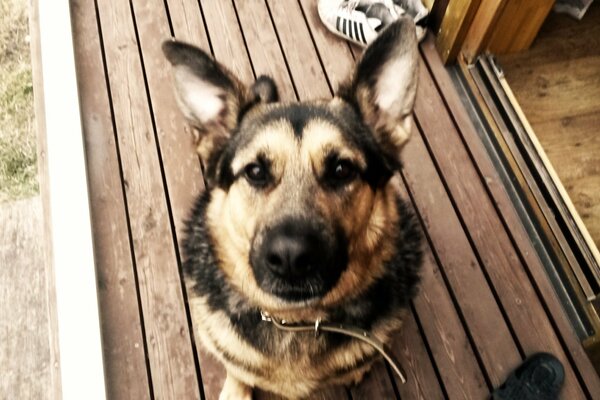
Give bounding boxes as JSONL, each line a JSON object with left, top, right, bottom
{"left": 250, "top": 218, "right": 348, "bottom": 302}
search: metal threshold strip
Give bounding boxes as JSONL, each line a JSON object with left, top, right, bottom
{"left": 446, "top": 54, "right": 600, "bottom": 356}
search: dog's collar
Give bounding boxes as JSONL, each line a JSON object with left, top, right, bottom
{"left": 260, "top": 310, "right": 406, "bottom": 384}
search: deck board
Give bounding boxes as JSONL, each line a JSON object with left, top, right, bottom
{"left": 401, "top": 123, "right": 522, "bottom": 386}
{"left": 420, "top": 39, "right": 600, "bottom": 397}
{"left": 70, "top": 0, "right": 600, "bottom": 398}
{"left": 71, "top": 1, "right": 152, "bottom": 398}
{"left": 233, "top": 0, "right": 297, "bottom": 101}
{"left": 94, "top": 0, "right": 202, "bottom": 397}
{"left": 392, "top": 311, "right": 447, "bottom": 399}
{"left": 414, "top": 51, "right": 587, "bottom": 400}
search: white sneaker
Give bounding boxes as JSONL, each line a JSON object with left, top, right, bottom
{"left": 318, "top": 0, "right": 428, "bottom": 47}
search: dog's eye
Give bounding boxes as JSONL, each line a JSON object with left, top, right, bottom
{"left": 244, "top": 163, "right": 268, "bottom": 186}
{"left": 330, "top": 160, "right": 356, "bottom": 184}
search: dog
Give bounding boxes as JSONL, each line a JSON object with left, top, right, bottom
{"left": 162, "top": 17, "right": 422, "bottom": 400}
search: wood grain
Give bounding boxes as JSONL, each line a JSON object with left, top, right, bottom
{"left": 460, "top": 0, "right": 506, "bottom": 63}
{"left": 488, "top": 0, "right": 554, "bottom": 54}
{"left": 0, "top": 198, "right": 56, "bottom": 399}
{"left": 398, "top": 207, "right": 490, "bottom": 399}
{"left": 199, "top": 0, "right": 254, "bottom": 84}
{"left": 435, "top": 0, "right": 480, "bottom": 63}
{"left": 233, "top": 0, "right": 296, "bottom": 101}
{"left": 422, "top": 36, "right": 600, "bottom": 395}
{"left": 70, "top": 0, "right": 152, "bottom": 398}
{"left": 297, "top": 0, "right": 355, "bottom": 91}
{"left": 391, "top": 312, "right": 447, "bottom": 400}
{"left": 165, "top": 0, "right": 211, "bottom": 50}
{"left": 400, "top": 120, "right": 522, "bottom": 387}
{"left": 95, "top": 0, "right": 201, "bottom": 397}
{"left": 413, "top": 54, "right": 588, "bottom": 399}
{"left": 499, "top": 4, "right": 600, "bottom": 249}
{"left": 265, "top": 0, "right": 331, "bottom": 100}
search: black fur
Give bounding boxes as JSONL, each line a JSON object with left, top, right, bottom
{"left": 162, "top": 40, "right": 236, "bottom": 95}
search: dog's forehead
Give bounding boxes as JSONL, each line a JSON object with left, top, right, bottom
{"left": 238, "top": 102, "right": 357, "bottom": 151}
{"left": 227, "top": 102, "right": 370, "bottom": 174}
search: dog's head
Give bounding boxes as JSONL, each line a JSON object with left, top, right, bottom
{"left": 163, "top": 19, "right": 418, "bottom": 312}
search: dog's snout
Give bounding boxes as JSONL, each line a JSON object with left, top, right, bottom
{"left": 265, "top": 231, "right": 315, "bottom": 278}
{"left": 251, "top": 218, "right": 348, "bottom": 301}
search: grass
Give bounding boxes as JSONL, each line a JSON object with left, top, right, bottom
{"left": 0, "top": 0, "right": 37, "bottom": 202}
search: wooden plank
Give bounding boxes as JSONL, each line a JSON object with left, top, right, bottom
{"left": 176, "top": 4, "right": 254, "bottom": 399}
{"left": 129, "top": 0, "right": 206, "bottom": 288}
{"left": 297, "top": 0, "right": 355, "bottom": 91}
{"left": 159, "top": 2, "right": 232, "bottom": 398}
{"left": 412, "top": 54, "right": 588, "bottom": 399}
{"left": 396, "top": 205, "right": 489, "bottom": 399}
{"left": 265, "top": 0, "right": 331, "bottom": 100}
{"left": 488, "top": 0, "right": 554, "bottom": 54}
{"left": 400, "top": 127, "right": 522, "bottom": 387}
{"left": 36, "top": 0, "right": 106, "bottom": 397}
{"left": 233, "top": 0, "right": 296, "bottom": 101}
{"left": 29, "top": 0, "right": 61, "bottom": 397}
{"left": 0, "top": 198, "right": 56, "bottom": 399}
{"left": 198, "top": 0, "right": 254, "bottom": 83}
{"left": 429, "top": 0, "right": 450, "bottom": 33}
{"left": 126, "top": 11, "right": 209, "bottom": 356}
{"left": 349, "top": 360, "right": 397, "bottom": 399}
{"left": 498, "top": 10, "right": 600, "bottom": 70}
{"left": 419, "top": 38, "right": 600, "bottom": 394}
{"left": 435, "top": 0, "right": 480, "bottom": 63}
{"left": 132, "top": 0, "right": 204, "bottom": 233}
{"left": 95, "top": 0, "right": 201, "bottom": 398}
{"left": 165, "top": 0, "right": 211, "bottom": 49}
{"left": 460, "top": 0, "right": 507, "bottom": 64}
{"left": 70, "top": 0, "right": 152, "bottom": 398}
{"left": 391, "top": 311, "right": 447, "bottom": 400}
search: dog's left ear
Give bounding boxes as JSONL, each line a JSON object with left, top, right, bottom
{"left": 162, "top": 40, "right": 278, "bottom": 186}
{"left": 340, "top": 18, "right": 418, "bottom": 165}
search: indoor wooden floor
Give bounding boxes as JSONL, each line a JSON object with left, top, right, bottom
{"left": 499, "top": 3, "right": 600, "bottom": 249}
{"left": 70, "top": 0, "right": 600, "bottom": 398}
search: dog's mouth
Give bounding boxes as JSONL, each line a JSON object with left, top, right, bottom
{"left": 257, "top": 275, "right": 329, "bottom": 303}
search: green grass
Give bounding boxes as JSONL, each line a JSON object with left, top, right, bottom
{"left": 0, "top": 0, "right": 37, "bottom": 202}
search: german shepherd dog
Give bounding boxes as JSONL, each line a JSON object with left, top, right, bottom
{"left": 163, "top": 18, "right": 422, "bottom": 400}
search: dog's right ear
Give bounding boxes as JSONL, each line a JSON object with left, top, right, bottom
{"left": 162, "top": 40, "right": 248, "bottom": 170}
{"left": 338, "top": 18, "right": 418, "bottom": 168}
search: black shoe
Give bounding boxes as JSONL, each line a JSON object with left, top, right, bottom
{"left": 492, "top": 353, "right": 565, "bottom": 400}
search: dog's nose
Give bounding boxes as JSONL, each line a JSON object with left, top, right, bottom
{"left": 265, "top": 233, "right": 314, "bottom": 277}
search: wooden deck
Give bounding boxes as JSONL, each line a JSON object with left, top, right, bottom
{"left": 70, "top": 0, "right": 600, "bottom": 398}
